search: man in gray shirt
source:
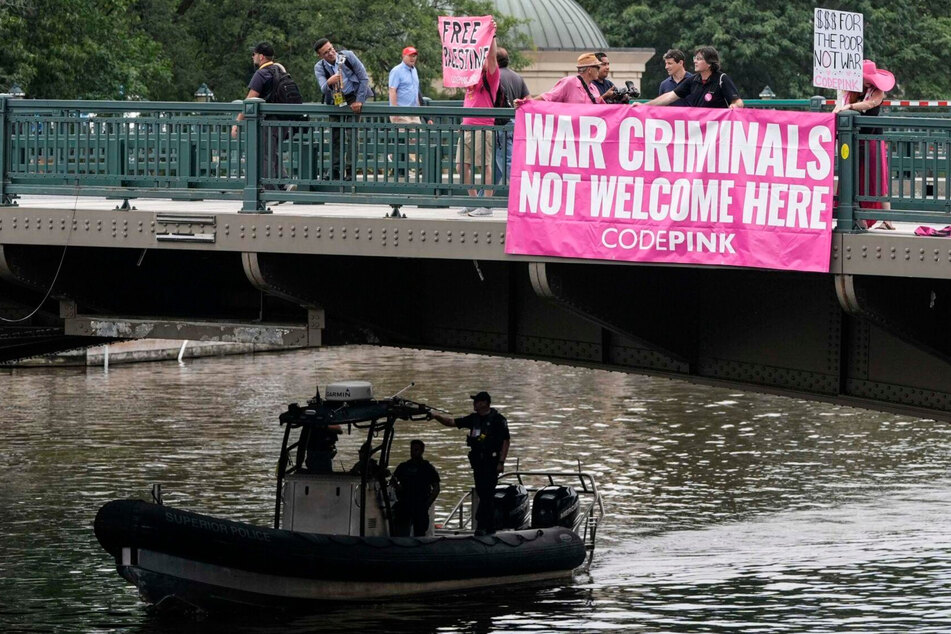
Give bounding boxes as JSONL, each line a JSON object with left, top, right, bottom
{"left": 494, "top": 47, "right": 530, "bottom": 185}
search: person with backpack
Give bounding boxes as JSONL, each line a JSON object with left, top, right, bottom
{"left": 493, "top": 47, "right": 530, "bottom": 185}
{"left": 314, "top": 38, "right": 372, "bottom": 181}
{"left": 231, "top": 42, "right": 300, "bottom": 199}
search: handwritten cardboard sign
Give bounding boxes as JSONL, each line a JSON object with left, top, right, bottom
{"left": 439, "top": 15, "right": 495, "bottom": 88}
{"left": 813, "top": 8, "right": 864, "bottom": 92}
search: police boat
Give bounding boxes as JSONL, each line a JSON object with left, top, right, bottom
{"left": 94, "top": 381, "right": 604, "bottom": 610}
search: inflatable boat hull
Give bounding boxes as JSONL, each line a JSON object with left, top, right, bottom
{"left": 95, "top": 500, "right": 586, "bottom": 608}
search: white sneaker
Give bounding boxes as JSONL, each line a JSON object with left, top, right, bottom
{"left": 458, "top": 207, "right": 475, "bottom": 216}
{"left": 467, "top": 207, "right": 492, "bottom": 216}
{"left": 284, "top": 183, "right": 298, "bottom": 192}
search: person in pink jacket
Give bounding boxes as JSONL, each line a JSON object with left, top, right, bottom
{"left": 514, "top": 53, "right": 607, "bottom": 106}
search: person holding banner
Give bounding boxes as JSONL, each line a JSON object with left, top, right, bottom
{"left": 641, "top": 46, "right": 743, "bottom": 109}
{"left": 514, "top": 53, "right": 607, "bottom": 107}
{"left": 455, "top": 25, "right": 499, "bottom": 217}
{"left": 833, "top": 59, "right": 895, "bottom": 230}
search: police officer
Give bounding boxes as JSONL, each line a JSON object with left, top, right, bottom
{"left": 390, "top": 439, "right": 441, "bottom": 536}
{"left": 305, "top": 423, "right": 342, "bottom": 473}
{"left": 432, "top": 391, "right": 510, "bottom": 535}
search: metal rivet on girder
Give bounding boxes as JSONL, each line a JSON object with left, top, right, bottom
{"left": 420, "top": 230, "right": 426, "bottom": 242}
{"left": 433, "top": 230, "right": 438, "bottom": 242}
{"left": 366, "top": 228, "right": 372, "bottom": 239}
{"left": 446, "top": 230, "right": 452, "bottom": 243}
{"left": 354, "top": 228, "right": 359, "bottom": 240}
{"left": 341, "top": 227, "right": 347, "bottom": 239}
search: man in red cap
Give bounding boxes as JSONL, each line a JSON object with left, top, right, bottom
{"left": 388, "top": 46, "right": 424, "bottom": 176}
{"left": 389, "top": 46, "right": 422, "bottom": 118}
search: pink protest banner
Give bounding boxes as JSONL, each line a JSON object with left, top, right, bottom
{"left": 439, "top": 15, "right": 495, "bottom": 88}
{"left": 505, "top": 102, "right": 837, "bottom": 273}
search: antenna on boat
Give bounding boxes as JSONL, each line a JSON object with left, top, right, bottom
{"left": 390, "top": 382, "right": 415, "bottom": 398}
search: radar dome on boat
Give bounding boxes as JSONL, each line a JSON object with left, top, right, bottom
{"left": 324, "top": 381, "right": 373, "bottom": 402}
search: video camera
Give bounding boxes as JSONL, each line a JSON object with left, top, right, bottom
{"left": 604, "top": 81, "right": 641, "bottom": 104}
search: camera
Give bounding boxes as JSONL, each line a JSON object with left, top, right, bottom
{"left": 604, "top": 81, "right": 641, "bottom": 103}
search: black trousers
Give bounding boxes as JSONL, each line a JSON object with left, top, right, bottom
{"left": 328, "top": 93, "right": 357, "bottom": 179}
{"left": 395, "top": 505, "right": 429, "bottom": 536}
{"left": 262, "top": 125, "right": 289, "bottom": 189}
{"left": 472, "top": 465, "right": 499, "bottom": 532}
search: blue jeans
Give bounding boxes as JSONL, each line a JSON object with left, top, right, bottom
{"left": 494, "top": 120, "right": 515, "bottom": 185}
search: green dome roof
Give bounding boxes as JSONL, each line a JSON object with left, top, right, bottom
{"left": 491, "top": 0, "right": 609, "bottom": 50}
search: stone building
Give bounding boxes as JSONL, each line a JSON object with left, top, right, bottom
{"left": 489, "top": 0, "right": 654, "bottom": 96}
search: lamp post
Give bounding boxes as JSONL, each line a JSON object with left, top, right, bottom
{"left": 194, "top": 83, "right": 215, "bottom": 103}
{"left": 758, "top": 85, "right": 776, "bottom": 100}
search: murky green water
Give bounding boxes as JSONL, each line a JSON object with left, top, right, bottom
{"left": 1, "top": 346, "right": 949, "bottom": 632}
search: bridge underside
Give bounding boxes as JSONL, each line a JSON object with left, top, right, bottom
{"left": 2, "top": 244, "right": 950, "bottom": 420}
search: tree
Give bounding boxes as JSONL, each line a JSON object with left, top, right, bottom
{"left": 134, "top": 0, "right": 528, "bottom": 103}
{"left": 577, "top": 0, "right": 951, "bottom": 99}
{"left": 1, "top": 0, "right": 171, "bottom": 99}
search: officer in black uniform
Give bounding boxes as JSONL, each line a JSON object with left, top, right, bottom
{"left": 432, "top": 391, "right": 510, "bottom": 535}
{"left": 391, "top": 439, "right": 441, "bottom": 536}
{"left": 305, "top": 423, "right": 342, "bottom": 473}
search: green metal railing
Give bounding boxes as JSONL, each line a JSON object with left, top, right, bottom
{"left": 1, "top": 96, "right": 950, "bottom": 230}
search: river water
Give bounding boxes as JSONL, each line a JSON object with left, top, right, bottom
{"left": 1, "top": 346, "right": 949, "bottom": 633}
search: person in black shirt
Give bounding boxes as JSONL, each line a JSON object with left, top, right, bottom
{"left": 432, "top": 391, "right": 510, "bottom": 535}
{"left": 305, "top": 423, "right": 342, "bottom": 473}
{"left": 391, "top": 439, "right": 441, "bottom": 536}
{"left": 230, "top": 42, "right": 297, "bottom": 198}
{"left": 592, "top": 52, "right": 617, "bottom": 99}
{"left": 642, "top": 46, "right": 743, "bottom": 109}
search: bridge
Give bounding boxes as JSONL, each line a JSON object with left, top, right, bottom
{"left": 1, "top": 97, "right": 950, "bottom": 421}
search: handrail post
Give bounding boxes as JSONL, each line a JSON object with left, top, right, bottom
{"left": 0, "top": 96, "right": 14, "bottom": 207}
{"left": 241, "top": 97, "right": 268, "bottom": 213}
{"left": 835, "top": 111, "right": 858, "bottom": 232}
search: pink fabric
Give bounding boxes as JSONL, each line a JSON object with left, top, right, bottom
{"left": 538, "top": 76, "right": 604, "bottom": 105}
{"left": 461, "top": 66, "right": 500, "bottom": 126}
{"left": 505, "top": 102, "right": 837, "bottom": 273}
{"left": 439, "top": 16, "right": 495, "bottom": 89}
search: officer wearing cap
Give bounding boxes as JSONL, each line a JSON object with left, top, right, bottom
{"left": 432, "top": 391, "right": 510, "bottom": 535}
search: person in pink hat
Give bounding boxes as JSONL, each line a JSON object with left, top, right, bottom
{"left": 834, "top": 60, "right": 896, "bottom": 229}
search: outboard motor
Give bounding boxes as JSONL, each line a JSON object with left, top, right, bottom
{"left": 492, "top": 484, "right": 530, "bottom": 530}
{"left": 531, "top": 486, "right": 580, "bottom": 529}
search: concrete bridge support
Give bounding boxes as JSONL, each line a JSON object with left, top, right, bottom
{"left": 1, "top": 244, "right": 950, "bottom": 420}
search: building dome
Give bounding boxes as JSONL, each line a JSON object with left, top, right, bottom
{"left": 490, "top": 0, "right": 609, "bottom": 50}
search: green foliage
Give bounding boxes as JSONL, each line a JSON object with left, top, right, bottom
{"left": 9, "top": 0, "right": 946, "bottom": 101}
{"left": 577, "top": 0, "right": 951, "bottom": 99}
{"left": 1, "top": 0, "right": 171, "bottom": 99}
